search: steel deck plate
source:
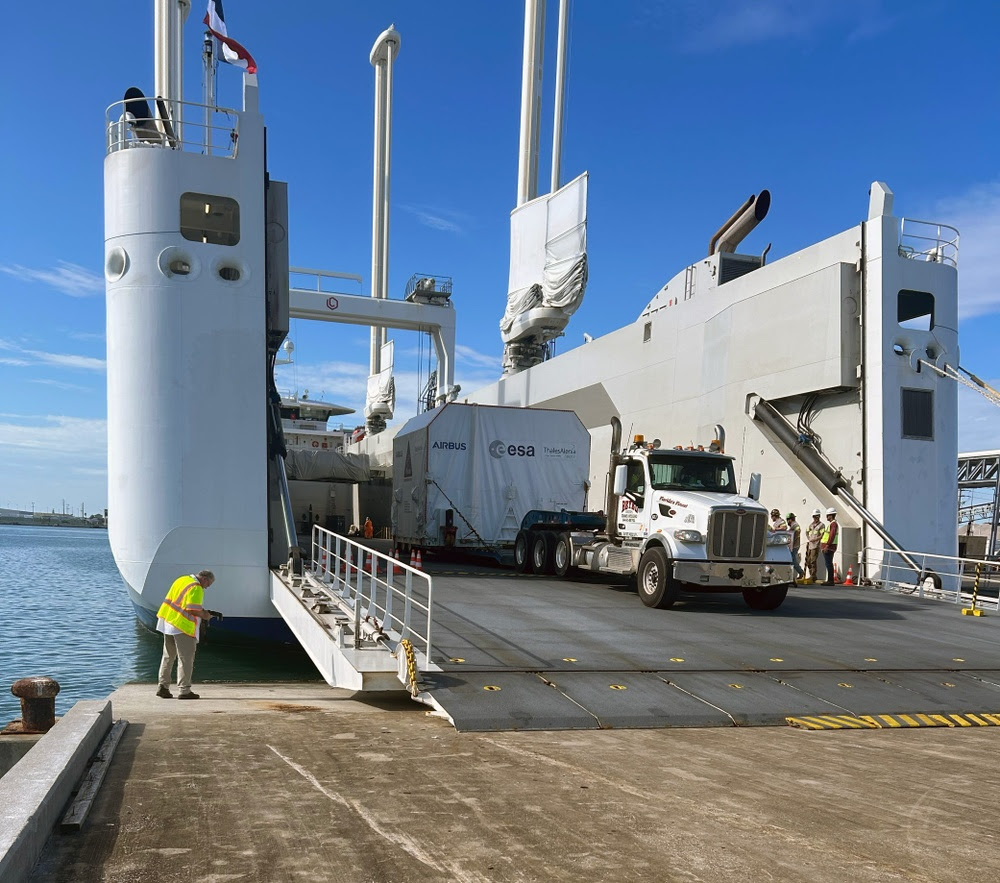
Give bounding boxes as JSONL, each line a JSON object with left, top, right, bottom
{"left": 662, "top": 671, "right": 842, "bottom": 725}
{"left": 419, "top": 671, "right": 598, "bottom": 732}
{"left": 409, "top": 566, "right": 1000, "bottom": 731}
{"left": 541, "top": 671, "right": 734, "bottom": 728}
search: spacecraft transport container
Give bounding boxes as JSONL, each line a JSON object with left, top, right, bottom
{"left": 391, "top": 403, "right": 591, "bottom": 552}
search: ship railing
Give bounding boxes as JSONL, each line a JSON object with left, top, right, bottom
{"left": 859, "top": 546, "right": 999, "bottom": 612}
{"left": 309, "top": 526, "right": 434, "bottom": 667}
{"left": 897, "top": 218, "right": 959, "bottom": 268}
{"left": 105, "top": 97, "right": 240, "bottom": 158}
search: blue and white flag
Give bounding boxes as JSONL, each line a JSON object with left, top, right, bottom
{"left": 204, "top": 0, "right": 258, "bottom": 74}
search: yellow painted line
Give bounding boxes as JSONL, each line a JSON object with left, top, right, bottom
{"left": 831, "top": 715, "right": 877, "bottom": 729}
{"left": 791, "top": 712, "right": 1000, "bottom": 731}
{"left": 786, "top": 716, "right": 828, "bottom": 729}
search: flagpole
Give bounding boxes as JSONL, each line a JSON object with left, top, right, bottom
{"left": 203, "top": 30, "right": 215, "bottom": 153}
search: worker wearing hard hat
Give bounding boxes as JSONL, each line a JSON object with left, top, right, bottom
{"left": 804, "top": 509, "right": 823, "bottom": 584}
{"left": 821, "top": 507, "right": 840, "bottom": 585}
{"left": 769, "top": 509, "right": 788, "bottom": 531}
{"left": 786, "top": 513, "right": 803, "bottom": 580}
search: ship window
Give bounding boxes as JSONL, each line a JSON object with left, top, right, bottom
{"left": 901, "top": 388, "right": 933, "bottom": 440}
{"left": 643, "top": 322, "right": 652, "bottom": 342}
{"left": 180, "top": 192, "right": 240, "bottom": 246}
{"left": 218, "top": 265, "right": 241, "bottom": 281}
{"left": 898, "top": 289, "right": 934, "bottom": 331}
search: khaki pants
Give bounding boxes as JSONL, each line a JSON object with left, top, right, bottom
{"left": 158, "top": 632, "right": 198, "bottom": 694}
{"left": 805, "top": 546, "right": 819, "bottom": 581}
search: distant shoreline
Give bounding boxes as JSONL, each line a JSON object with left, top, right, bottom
{"left": 0, "top": 518, "right": 107, "bottom": 530}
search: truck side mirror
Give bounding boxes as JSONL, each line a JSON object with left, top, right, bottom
{"left": 747, "top": 472, "right": 761, "bottom": 500}
{"left": 613, "top": 464, "right": 627, "bottom": 496}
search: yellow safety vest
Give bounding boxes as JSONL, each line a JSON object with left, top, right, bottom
{"left": 156, "top": 575, "right": 204, "bottom": 637}
{"left": 821, "top": 522, "right": 839, "bottom": 547}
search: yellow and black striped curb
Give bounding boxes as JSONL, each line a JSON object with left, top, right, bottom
{"left": 787, "top": 712, "right": 1000, "bottom": 730}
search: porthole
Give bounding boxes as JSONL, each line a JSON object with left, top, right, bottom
{"left": 892, "top": 343, "right": 905, "bottom": 356}
{"left": 157, "top": 246, "right": 200, "bottom": 280}
{"left": 218, "top": 265, "right": 241, "bottom": 282}
{"left": 105, "top": 247, "right": 129, "bottom": 282}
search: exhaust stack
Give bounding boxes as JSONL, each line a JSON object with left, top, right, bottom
{"left": 605, "top": 417, "right": 623, "bottom": 543}
{"left": 708, "top": 190, "right": 770, "bottom": 255}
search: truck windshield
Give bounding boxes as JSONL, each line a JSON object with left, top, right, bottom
{"left": 647, "top": 455, "right": 736, "bottom": 493}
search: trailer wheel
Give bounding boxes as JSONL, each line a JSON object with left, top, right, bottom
{"left": 553, "top": 532, "right": 573, "bottom": 578}
{"left": 917, "top": 569, "right": 942, "bottom": 593}
{"left": 514, "top": 530, "right": 532, "bottom": 573}
{"left": 742, "top": 585, "right": 789, "bottom": 611}
{"left": 637, "top": 547, "right": 679, "bottom": 608}
{"left": 531, "top": 532, "right": 554, "bottom": 575}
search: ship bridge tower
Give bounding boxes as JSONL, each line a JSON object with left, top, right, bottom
{"left": 104, "top": 0, "right": 283, "bottom": 633}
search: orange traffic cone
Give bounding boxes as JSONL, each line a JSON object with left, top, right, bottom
{"left": 834, "top": 564, "right": 840, "bottom": 583}
{"left": 843, "top": 565, "right": 854, "bottom": 586}
{"left": 414, "top": 549, "right": 423, "bottom": 571}
{"left": 392, "top": 548, "right": 401, "bottom": 576}
{"left": 364, "top": 551, "right": 374, "bottom": 573}
{"left": 320, "top": 549, "right": 327, "bottom": 573}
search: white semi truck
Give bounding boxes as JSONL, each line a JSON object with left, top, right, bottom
{"left": 513, "top": 418, "right": 796, "bottom": 610}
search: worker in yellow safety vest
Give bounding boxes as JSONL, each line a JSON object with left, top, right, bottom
{"left": 156, "top": 570, "right": 218, "bottom": 700}
{"left": 821, "top": 508, "right": 840, "bottom": 585}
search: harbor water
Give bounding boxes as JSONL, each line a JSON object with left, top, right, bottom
{"left": 0, "top": 524, "right": 319, "bottom": 724}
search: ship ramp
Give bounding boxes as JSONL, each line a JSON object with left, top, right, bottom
{"left": 271, "top": 530, "right": 1000, "bottom": 732}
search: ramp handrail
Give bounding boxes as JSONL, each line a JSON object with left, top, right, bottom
{"left": 309, "top": 526, "right": 434, "bottom": 663}
{"left": 859, "top": 546, "right": 1000, "bottom": 612}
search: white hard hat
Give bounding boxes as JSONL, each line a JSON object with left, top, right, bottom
{"left": 811, "top": 508, "right": 821, "bottom": 516}
{"left": 825, "top": 507, "right": 837, "bottom": 516}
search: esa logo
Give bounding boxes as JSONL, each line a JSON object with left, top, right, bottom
{"left": 489, "top": 439, "right": 536, "bottom": 459}
{"left": 432, "top": 441, "right": 467, "bottom": 451}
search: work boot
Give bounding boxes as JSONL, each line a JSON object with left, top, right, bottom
{"left": 177, "top": 692, "right": 200, "bottom": 700}
{"left": 156, "top": 685, "right": 173, "bottom": 699}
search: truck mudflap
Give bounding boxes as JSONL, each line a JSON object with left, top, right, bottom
{"left": 673, "top": 559, "right": 794, "bottom": 589}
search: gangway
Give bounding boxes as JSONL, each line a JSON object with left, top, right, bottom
{"left": 269, "top": 527, "right": 437, "bottom": 693}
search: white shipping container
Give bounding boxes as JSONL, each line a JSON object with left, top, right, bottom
{"left": 391, "top": 403, "right": 591, "bottom": 549}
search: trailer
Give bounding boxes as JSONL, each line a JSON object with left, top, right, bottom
{"left": 391, "top": 403, "right": 591, "bottom": 552}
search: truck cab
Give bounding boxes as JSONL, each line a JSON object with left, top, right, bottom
{"left": 614, "top": 443, "right": 794, "bottom": 608}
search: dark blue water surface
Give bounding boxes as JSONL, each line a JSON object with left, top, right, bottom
{"left": 0, "top": 524, "right": 318, "bottom": 723}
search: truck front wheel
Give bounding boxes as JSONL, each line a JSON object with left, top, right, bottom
{"left": 514, "top": 530, "right": 532, "bottom": 573}
{"left": 637, "top": 547, "right": 679, "bottom": 609}
{"left": 742, "top": 585, "right": 789, "bottom": 611}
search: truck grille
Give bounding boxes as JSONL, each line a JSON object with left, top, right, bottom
{"left": 708, "top": 509, "right": 766, "bottom": 560}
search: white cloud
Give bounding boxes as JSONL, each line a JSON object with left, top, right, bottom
{"left": 455, "top": 343, "right": 502, "bottom": 371}
{"left": 931, "top": 180, "right": 1000, "bottom": 320}
{"left": 0, "top": 339, "right": 105, "bottom": 372}
{"left": 0, "top": 261, "right": 103, "bottom": 297}
{"left": 958, "top": 384, "right": 1000, "bottom": 453}
{"left": 399, "top": 204, "right": 470, "bottom": 234}
{"left": 0, "top": 414, "right": 106, "bottom": 456}
{"left": 675, "top": 0, "right": 895, "bottom": 53}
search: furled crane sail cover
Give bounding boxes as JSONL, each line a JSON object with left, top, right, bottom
{"left": 501, "top": 172, "right": 588, "bottom": 342}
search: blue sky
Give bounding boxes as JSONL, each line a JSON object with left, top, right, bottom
{"left": 1, "top": 0, "right": 998, "bottom": 515}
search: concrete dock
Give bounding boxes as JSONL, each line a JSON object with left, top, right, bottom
{"left": 26, "top": 682, "right": 1000, "bottom": 882}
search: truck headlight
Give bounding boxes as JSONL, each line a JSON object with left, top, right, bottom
{"left": 767, "top": 532, "right": 791, "bottom": 546}
{"left": 673, "top": 529, "right": 703, "bottom": 543}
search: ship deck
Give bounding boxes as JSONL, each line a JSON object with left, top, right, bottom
{"left": 414, "top": 562, "right": 1000, "bottom": 731}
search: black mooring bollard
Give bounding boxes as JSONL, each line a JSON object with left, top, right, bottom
{"left": 10, "top": 677, "right": 61, "bottom": 733}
